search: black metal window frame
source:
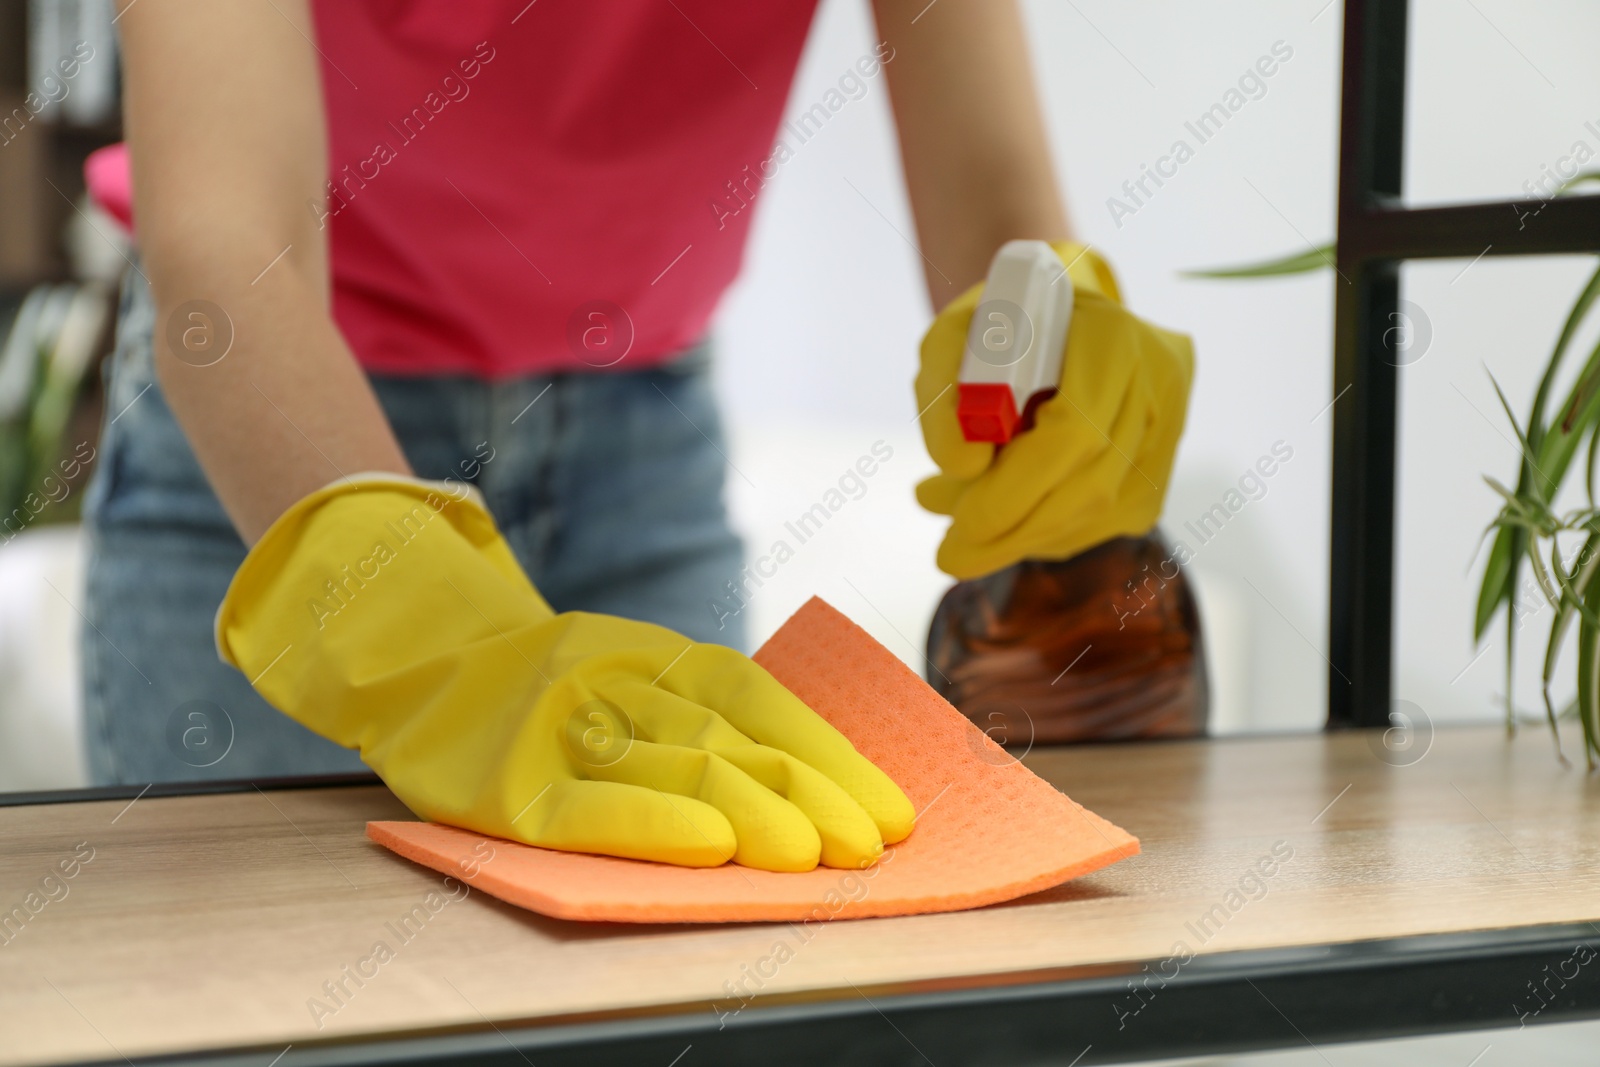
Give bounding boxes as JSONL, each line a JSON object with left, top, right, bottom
{"left": 1330, "top": 0, "right": 1600, "bottom": 726}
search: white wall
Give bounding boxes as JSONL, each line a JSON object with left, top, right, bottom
{"left": 713, "top": 0, "right": 1600, "bottom": 732}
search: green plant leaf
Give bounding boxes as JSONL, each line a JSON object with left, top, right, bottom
{"left": 1533, "top": 334, "right": 1600, "bottom": 489}
{"left": 1539, "top": 532, "right": 1600, "bottom": 767}
{"left": 1543, "top": 534, "right": 1593, "bottom": 682}
{"left": 1471, "top": 262, "right": 1600, "bottom": 645}
{"left": 24, "top": 285, "right": 106, "bottom": 503}
{"left": 1550, "top": 535, "right": 1600, "bottom": 631}
{"left": 1526, "top": 541, "right": 1561, "bottom": 610}
{"left": 1556, "top": 169, "right": 1600, "bottom": 196}
{"left": 1587, "top": 417, "right": 1600, "bottom": 505}
{"left": 1577, "top": 558, "right": 1600, "bottom": 768}
{"left": 1525, "top": 262, "right": 1600, "bottom": 460}
{"left": 1474, "top": 523, "right": 1521, "bottom": 638}
{"left": 1488, "top": 375, "right": 1539, "bottom": 469}
{"left": 1181, "top": 244, "right": 1336, "bottom": 279}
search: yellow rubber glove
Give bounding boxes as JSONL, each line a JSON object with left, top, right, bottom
{"left": 215, "top": 476, "right": 915, "bottom": 872}
{"left": 914, "top": 242, "right": 1194, "bottom": 579}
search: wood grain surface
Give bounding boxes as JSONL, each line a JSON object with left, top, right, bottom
{"left": 3, "top": 724, "right": 1597, "bottom": 1065}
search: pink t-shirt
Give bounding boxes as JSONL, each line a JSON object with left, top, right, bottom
{"left": 93, "top": 0, "right": 820, "bottom": 378}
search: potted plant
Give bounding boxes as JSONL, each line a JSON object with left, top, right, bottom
{"left": 1188, "top": 176, "right": 1600, "bottom": 766}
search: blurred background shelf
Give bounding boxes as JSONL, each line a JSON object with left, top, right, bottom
{"left": 1, "top": 0, "right": 122, "bottom": 285}
{"left": 0, "top": 0, "right": 122, "bottom": 791}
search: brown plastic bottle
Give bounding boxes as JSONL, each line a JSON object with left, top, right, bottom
{"left": 925, "top": 532, "right": 1209, "bottom": 746}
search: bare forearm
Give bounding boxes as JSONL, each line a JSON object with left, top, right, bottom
{"left": 121, "top": 0, "right": 408, "bottom": 545}
{"left": 148, "top": 257, "right": 410, "bottom": 545}
{"left": 874, "top": 0, "right": 1069, "bottom": 308}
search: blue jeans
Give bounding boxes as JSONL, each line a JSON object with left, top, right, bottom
{"left": 81, "top": 270, "right": 745, "bottom": 786}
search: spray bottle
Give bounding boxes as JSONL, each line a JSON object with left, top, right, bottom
{"left": 924, "top": 241, "right": 1208, "bottom": 746}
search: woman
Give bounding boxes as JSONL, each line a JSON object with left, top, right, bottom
{"left": 86, "top": 0, "right": 1187, "bottom": 871}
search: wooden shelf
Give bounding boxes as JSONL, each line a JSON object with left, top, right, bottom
{"left": 3, "top": 725, "right": 1596, "bottom": 1066}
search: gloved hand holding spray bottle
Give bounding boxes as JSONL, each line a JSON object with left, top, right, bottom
{"left": 917, "top": 240, "right": 1207, "bottom": 745}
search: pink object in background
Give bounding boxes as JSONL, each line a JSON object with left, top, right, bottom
{"left": 84, "top": 143, "right": 133, "bottom": 234}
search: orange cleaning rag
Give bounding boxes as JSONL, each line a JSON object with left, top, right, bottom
{"left": 367, "top": 597, "right": 1138, "bottom": 923}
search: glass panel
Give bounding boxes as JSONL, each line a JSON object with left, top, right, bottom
{"left": 1407, "top": 0, "right": 1600, "bottom": 207}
